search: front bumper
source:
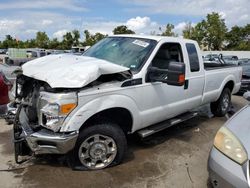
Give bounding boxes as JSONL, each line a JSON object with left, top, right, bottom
{"left": 208, "top": 147, "right": 250, "bottom": 188}
{"left": 17, "top": 107, "right": 78, "bottom": 155}
{"left": 4, "top": 102, "right": 17, "bottom": 124}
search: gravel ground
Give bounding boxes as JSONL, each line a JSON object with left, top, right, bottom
{"left": 0, "top": 95, "right": 248, "bottom": 188}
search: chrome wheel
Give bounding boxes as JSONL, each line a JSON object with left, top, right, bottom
{"left": 78, "top": 134, "right": 117, "bottom": 170}
{"left": 221, "top": 94, "right": 230, "bottom": 112}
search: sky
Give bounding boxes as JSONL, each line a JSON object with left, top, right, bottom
{"left": 0, "top": 0, "right": 250, "bottom": 41}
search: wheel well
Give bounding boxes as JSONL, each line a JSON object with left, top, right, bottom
{"left": 81, "top": 108, "right": 133, "bottom": 134}
{"left": 224, "top": 81, "right": 234, "bottom": 92}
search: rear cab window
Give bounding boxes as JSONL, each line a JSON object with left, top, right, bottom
{"left": 186, "top": 43, "right": 200, "bottom": 72}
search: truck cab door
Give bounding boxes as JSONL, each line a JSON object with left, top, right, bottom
{"left": 140, "top": 42, "right": 192, "bottom": 129}
{"left": 184, "top": 43, "right": 205, "bottom": 108}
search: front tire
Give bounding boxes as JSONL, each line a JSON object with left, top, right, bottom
{"left": 69, "top": 123, "right": 127, "bottom": 170}
{"left": 211, "top": 88, "right": 231, "bottom": 117}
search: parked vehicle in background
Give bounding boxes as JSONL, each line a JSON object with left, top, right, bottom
{"left": 6, "top": 48, "right": 49, "bottom": 66}
{"left": 238, "top": 58, "right": 250, "bottom": 65}
{"left": 71, "top": 46, "right": 90, "bottom": 55}
{"left": 208, "top": 92, "right": 250, "bottom": 188}
{"left": 0, "top": 72, "right": 12, "bottom": 115}
{"left": 239, "top": 62, "right": 250, "bottom": 94}
{"left": 13, "top": 35, "right": 242, "bottom": 170}
{"left": 223, "top": 55, "right": 239, "bottom": 65}
{"left": 0, "top": 49, "right": 7, "bottom": 54}
{"left": 204, "top": 54, "right": 219, "bottom": 61}
{"left": 0, "top": 63, "right": 19, "bottom": 84}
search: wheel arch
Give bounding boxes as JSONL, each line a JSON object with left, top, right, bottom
{"left": 223, "top": 80, "right": 234, "bottom": 92}
{"left": 80, "top": 107, "right": 133, "bottom": 134}
{"left": 61, "top": 94, "right": 141, "bottom": 133}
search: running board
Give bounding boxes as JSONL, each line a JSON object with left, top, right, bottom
{"left": 137, "top": 112, "right": 198, "bottom": 138}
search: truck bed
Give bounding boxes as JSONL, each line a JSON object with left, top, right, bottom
{"left": 204, "top": 62, "right": 238, "bottom": 71}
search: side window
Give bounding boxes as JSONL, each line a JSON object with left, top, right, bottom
{"left": 152, "top": 43, "right": 183, "bottom": 70}
{"left": 186, "top": 43, "right": 200, "bottom": 72}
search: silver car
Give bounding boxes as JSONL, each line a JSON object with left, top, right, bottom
{"left": 208, "top": 92, "right": 250, "bottom": 187}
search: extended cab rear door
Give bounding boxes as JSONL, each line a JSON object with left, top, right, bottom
{"left": 183, "top": 42, "right": 205, "bottom": 108}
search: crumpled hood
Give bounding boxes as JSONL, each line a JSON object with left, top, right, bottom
{"left": 22, "top": 54, "right": 130, "bottom": 88}
{"left": 226, "top": 105, "right": 250, "bottom": 156}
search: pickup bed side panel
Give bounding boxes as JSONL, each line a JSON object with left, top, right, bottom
{"left": 202, "top": 67, "right": 241, "bottom": 104}
{"left": 60, "top": 94, "right": 141, "bottom": 132}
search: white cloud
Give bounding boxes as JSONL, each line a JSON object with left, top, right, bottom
{"left": 0, "top": 11, "right": 78, "bottom": 40}
{"left": 53, "top": 29, "right": 68, "bottom": 40}
{"left": 25, "top": 29, "right": 38, "bottom": 34}
{"left": 126, "top": 0, "right": 250, "bottom": 26}
{"left": 126, "top": 16, "right": 157, "bottom": 31}
{"left": 0, "top": 19, "right": 24, "bottom": 39}
{"left": 42, "top": 19, "right": 53, "bottom": 26}
{"left": 0, "top": 0, "right": 87, "bottom": 12}
{"left": 174, "top": 22, "right": 196, "bottom": 36}
{"left": 80, "top": 16, "right": 160, "bottom": 36}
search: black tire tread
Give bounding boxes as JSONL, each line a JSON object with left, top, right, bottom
{"left": 68, "top": 122, "right": 127, "bottom": 170}
{"left": 211, "top": 88, "right": 231, "bottom": 117}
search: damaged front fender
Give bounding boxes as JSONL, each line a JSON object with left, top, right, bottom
{"left": 60, "top": 94, "right": 141, "bottom": 133}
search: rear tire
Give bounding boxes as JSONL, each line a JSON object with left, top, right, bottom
{"left": 68, "top": 122, "right": 127, "bottom": 170}
{"left": 211, "top": 88, "right": 231, "bottom": 117}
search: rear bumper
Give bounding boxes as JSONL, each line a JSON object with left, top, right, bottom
{"left": 18, "top": 107, "right": 78, "bottom": 155}
{"left": 208, "top": 147, "right": 250, "bottom": 188}
{"left": 239, "top": 79, "right": 250, "bottom": 93}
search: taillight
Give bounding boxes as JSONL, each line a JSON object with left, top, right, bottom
{"left": 0, "top": 72, "right": 10, "bottom": 105}
{"left": 1, "top": 72, "right": 12, "bottom": 90}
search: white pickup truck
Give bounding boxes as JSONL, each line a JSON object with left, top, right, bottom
{"left": 13, "top": 35, "right": 242, "bottom": 170}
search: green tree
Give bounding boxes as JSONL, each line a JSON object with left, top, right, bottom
{"left": 203, "top": 12, "right": 227, "bottom": 50}
{"left": 161, "top": 24, "right": 177, "bottom": 37}
{"left": 35, "top": 31, "right": 49, "bottom": 48}
{"left": 1, "top": 35, "right": 18, "bottom": 48}
{"left": 61, "top": 32, "right": 74, "bottom": 49}
{"left": 182, "top": 22, "right": 195, "bottom": 39}
{"left": 72, "top": 30, "right": 80, "bottom": 46}
{"left": 48, "top": 38, "right": 60, "bottom": 49}
{"left": 26, "top": 39, "right": 37, "bottom": 48}
{"left": 226, "top": 24, "right": 250, "bottom": 50}
{"left": 190, "top": 21, "right": 207, "bottom": 47}
{"left": 83, "top": 30, "right": 107, "bottom": 46}
{"left": 113, "top": 25, "right": 135, "bottom": 35}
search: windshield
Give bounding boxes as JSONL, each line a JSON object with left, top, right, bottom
{"left": 83, "top": 37, "right": 157, "bottom": 71}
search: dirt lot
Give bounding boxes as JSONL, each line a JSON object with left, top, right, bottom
{"left": 0, "top": 96, "right": 248, "bottom": 188}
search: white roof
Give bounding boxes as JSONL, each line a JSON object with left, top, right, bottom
{"left": 110, "top": 34, "right": 196, "bottom": 43}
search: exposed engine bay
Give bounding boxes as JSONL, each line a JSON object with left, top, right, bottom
{"left": 15, "top": 71, "right": 132, "bottom": 130}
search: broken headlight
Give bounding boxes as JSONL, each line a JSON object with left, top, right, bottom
{"left": 41, "top": 101, "right": 77, "bottom": 132}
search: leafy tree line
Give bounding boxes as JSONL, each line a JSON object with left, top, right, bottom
{"left": 171, "top": 12, "right": 250, "bottom": 50}
{"left": 0, "top": 12, "right": 249, "bottom": 50}
{"left": 0, "top": 26, "right": 135, "bottom": 50}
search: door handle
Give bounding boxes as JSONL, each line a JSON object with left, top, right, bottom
{"left": 184, "top": 80, "right": 189, "bottom": 90}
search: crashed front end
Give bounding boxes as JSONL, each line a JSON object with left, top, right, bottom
{"left": 12, "top": 54, "right": 132, "bottom": 163}
{"left": 14, "top": 75, "right": 79, "bottom": 163}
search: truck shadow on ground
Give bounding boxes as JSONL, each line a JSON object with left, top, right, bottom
{"left": 29, "top": 115, "right": 215, "bottom": 169}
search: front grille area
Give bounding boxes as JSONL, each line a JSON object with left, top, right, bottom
{"left": 37, "top": 97, "right": 48, "bottom": 126}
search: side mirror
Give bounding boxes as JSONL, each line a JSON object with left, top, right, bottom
{"left": 147, "top": 62, "right": 185, "bottom": 86}
{"left": 167, "top": 62, "right": 186, "bottom": 86}
{"left": 243, "top": 92, "right": 250, "bottom": 101}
